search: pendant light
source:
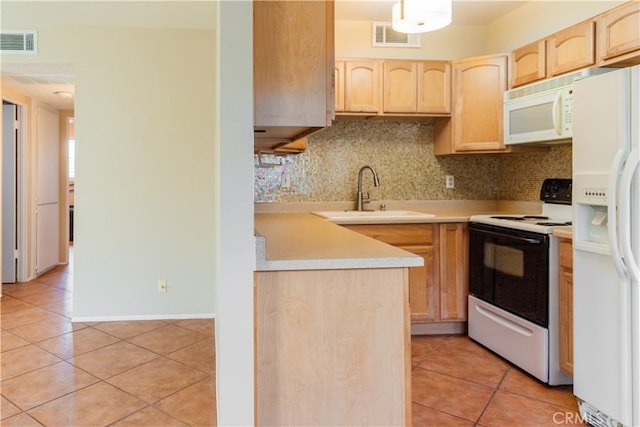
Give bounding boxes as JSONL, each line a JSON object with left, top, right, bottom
{"left": 392, "top": 0, "right": 452, "bottom": 34}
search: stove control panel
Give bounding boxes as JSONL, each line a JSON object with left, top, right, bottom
{"left": 540, "top": 178, "right": 572, "bottom": 205}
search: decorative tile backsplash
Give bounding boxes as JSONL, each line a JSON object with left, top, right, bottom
{"left": 254, "top": 119, "right": 572, "bottom": 203}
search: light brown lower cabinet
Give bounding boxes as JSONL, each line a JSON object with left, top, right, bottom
{"left": 558, "top": 237, "right": 574, "bottom": 375}
{"left": 254, "top": 267, "right": 411, "bottom": 426}
{"left": 344, "top": 222, "right": 469, "bottom": 333}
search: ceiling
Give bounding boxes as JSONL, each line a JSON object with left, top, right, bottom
{"left": 1, "top": 1, "right": 527, "bottom": 111}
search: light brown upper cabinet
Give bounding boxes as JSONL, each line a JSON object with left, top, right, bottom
{"left": 596, "top": 1, "right": 640, "bottom": 67}
{"left": 383, "top": 60, "right": 418, "bottom": 113}
{"left": 417, "top": 61, "right": 451, "bottom": 114}
{"left": 435, "top": 54, "right": 509, "bottom": 155}
{"left": 334, "top": 60, "right": 345, "bottom": 113}
{"left": 344, "top": 60, "right": 381, "bottom": 113}
{"left": 546, "top": 20, "right": 596, "bottom": 77}
{"left": 336, "top": 59, "right": 450, "bottom": 116}
{"left": 253, "top": 0, "right": 334, "bottom": 151}
{"left": 511, "top": 40, "right": 547, "bottom": 88}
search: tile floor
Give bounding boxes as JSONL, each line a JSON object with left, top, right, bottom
{"left": 2, "top": 253, "right": 583, "bottom": 426}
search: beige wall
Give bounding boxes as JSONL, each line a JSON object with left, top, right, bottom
{"left": 337, "top": 1, "right": 628, "bottom": 59}
{"left": 336, "top": 20, "right": 488, "bottom": 59}
{"left": 486, "top": 1, "right": 627, "bottom": 53}
{"left": 2, "top": 2, "right": 218, "bottom": 319}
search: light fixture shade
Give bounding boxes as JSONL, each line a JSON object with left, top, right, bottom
{"left": 392, "top": 0, "right": 452, "bottom": 34}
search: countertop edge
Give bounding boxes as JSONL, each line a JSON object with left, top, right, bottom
{"left": 255, "top": 213, "right": 424, "bottom": 272}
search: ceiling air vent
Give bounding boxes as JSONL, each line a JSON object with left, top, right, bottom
{"left": 372, "top": 22, "right": 420, "bottom": 48}
{"left": 1, "top": 31, "right": 37, "bottom": 54}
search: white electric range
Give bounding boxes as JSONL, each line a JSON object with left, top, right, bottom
{"left": 467, "top": 178, "right": 573, "bottom": 386}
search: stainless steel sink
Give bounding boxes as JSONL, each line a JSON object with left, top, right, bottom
{"left": 312, "top": 210, "right": 435, "bottom": 223}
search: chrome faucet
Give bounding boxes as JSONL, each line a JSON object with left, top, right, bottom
{"left": 356, "top": 165, "right": 380, "bottom": 211}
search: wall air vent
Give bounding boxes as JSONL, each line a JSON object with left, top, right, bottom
{"left": 372, "top": 22, "right": 420, "bottom": 48}
{"left": 1, "top": 31, "right": 37, "bottom": 54}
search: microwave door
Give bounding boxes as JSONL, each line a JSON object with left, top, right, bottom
{"left": 505, "top": 90, "right": 566, "bottom": 144}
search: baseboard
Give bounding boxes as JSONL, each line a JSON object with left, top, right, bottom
{"left": 71, "top": 313, "right": 216, "bottom": 323}
{"left": 411, "top": 321, "right": 466, "bottom": 335}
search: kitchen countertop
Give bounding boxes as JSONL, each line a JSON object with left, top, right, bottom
{"left": 553, "top": 226, "right": 573, "bottom": 239}
{"left": 255, "top": 213, "right": 423, "bottom": 271}
{"left": 254, "top": 201, "right": 552, "bottom": 271}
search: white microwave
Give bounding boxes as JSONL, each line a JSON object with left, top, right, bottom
{"left": 503, "top": 68, "right": 611, "bottom": 145}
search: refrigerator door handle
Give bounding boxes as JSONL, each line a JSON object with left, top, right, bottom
{"left": 619, "top": 148, "right": 640, "bottom": 283}
{"left": 608, "top": 148, "right": 629, "bottom": 279}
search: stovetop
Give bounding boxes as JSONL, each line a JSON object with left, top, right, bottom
{"left": 470, "top": 179, "right": 573, "bottom": 234}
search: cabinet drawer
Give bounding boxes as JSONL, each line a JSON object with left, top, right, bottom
{"left": 343, "top": 224, "right": 434, "bottom": 246}
{"left": 559, "top": 239, "right": 573, "bottom": 269}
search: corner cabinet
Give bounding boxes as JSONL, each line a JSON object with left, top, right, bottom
{"left": 434, "top": 54, "right": 509, "bottom": 155}
{"left": 596, "top": 1, "right": 640, "bottom": 67}
{"left": 558, "top": 237, "right": 574, "bottom": 375}
{"left": 343, "top": 222, "right": 468, "bottom": 334}
{"left": 253, "top": 0, "right": 334, "bottom": 151}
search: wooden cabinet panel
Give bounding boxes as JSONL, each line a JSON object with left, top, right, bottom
{"left": 438, "top": 54, "right": 507, "bottom": 154}
{"left": 344, "top": 222, "right": 468, "bottom": 329}
{"left": 401, "top": 244, "right": 437, "bottom": 322}
{"left": 255, "top": 268, "right": 409, "bottom": 425}
{"left": 547, "top": 20, "right": 595, "bottom": 77}
{"left": 343, "top": 223, "right": 434, "bottom": 246}
{"left": 345, "top": 60, "right": 381, "bottom": 113}
{"left": 383, "top": 61, "right": 418, "bottom": 113}
{"left": 597, "top": 1, "right": 640, "bottom": 67}
{"left": 417, "top": 61, "right": 451, "bottom": 114}
{"left": 511, "top": 39, "right": 546, "bottom": 88}
{"left": 253, "top": 0, "right": 334, "bottom": 148}
{"left": 335, "top": 60, "right": 345, "bottom": 112}
{"left": 437, "top": 223, "right": 468, "bottom": 321}
{"left": 558, "top": 237, "right": 573, "bottom": 376}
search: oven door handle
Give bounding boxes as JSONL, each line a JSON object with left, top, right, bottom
{"left": 471, "top": 228, "right": 543, "bottom": 245}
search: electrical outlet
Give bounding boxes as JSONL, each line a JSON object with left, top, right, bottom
{"left": 157, "top": 279, "right": 168, "bottom": 293}
{"left": 281, "top": 171, "right": 291, "bottom": 188}
{"left": 445, "top": 175, "right": 455, "bottom": 189}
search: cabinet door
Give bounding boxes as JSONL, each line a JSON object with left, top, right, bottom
{"left": 452, "top": 54, "right": 508, "bottom": 152}
{"left": 436, "top": 223, "right": 468, "bottom": 321}
{"left": 383, "top": 61, "right": 417, "bottom": 113}
{"left": 400, "top": 245, "right": 437, "bottom": 322}
{"left": 511, "top": 40, "right": 546, "bottom": 88}
{"left": 417, "top": 61, "right": 451, "bottom": 114}
{"left": 254, "top": 0, "right": 334, "bottom": 128}
{"left": 558, "top": 238, "right": 573, "bottom": 375}
{"left": 335, "top": 60, "right": 345, "bottom": 113}
{"left": 597, "top": 1, "right": 640, "bottom": 66}
{"left": 547, "top": 20, "right": 595, "bottom": 77}
{"left": 345, "top": 60, "right": 381, "bottom": 113}
{"left": 559, "top": 269, "right": 574, "bottom": 375}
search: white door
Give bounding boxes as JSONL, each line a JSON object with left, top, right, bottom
{"left": 36, "top": 106, "right": 59, "bottom": 274}
{"left": 2, "top": 103, "right": 18, "bottom": 283}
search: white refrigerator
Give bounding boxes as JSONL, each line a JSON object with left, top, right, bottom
{"left": 572, "top": 65, "right": 639, "bottom": 427}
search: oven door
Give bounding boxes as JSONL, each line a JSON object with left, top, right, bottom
{"left": 468, "top": 222, "right": 550, "bottom": 327}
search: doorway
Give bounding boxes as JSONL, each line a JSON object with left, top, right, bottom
{"left": 2, "top": 101, "right": 24, "bottom": 284}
